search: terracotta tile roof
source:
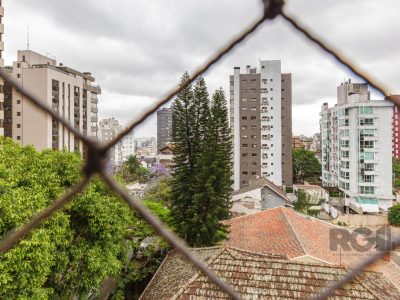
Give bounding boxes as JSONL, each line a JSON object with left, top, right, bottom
{"left": 140, "top": 247, "right": 400, "bottom": 300}
{"left": 223, "top": 207, "right": 400, "bottom": 288}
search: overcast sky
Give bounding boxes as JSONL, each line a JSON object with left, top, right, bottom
{"left": 4, "top": 0, "right": 400, "bottom": 137}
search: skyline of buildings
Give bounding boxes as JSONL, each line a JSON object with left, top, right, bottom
{"left": 229, "top": 60, "right": 292, "bottom": 190}
{"left": 321, "top": 80, "right": 393, "bottom": 212}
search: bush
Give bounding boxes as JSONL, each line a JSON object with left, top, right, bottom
{"left": 388, "top": 204, "right": 400, "bottom": 225}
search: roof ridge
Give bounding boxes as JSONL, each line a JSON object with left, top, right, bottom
{"left": 280, "top": 207, "right": 307, "bottom": 257}
{"left": 225, "top": 246, "right": 288, "bottom": 260}
{"left": 223, "top": 206, "right": 282, "bottom": 223}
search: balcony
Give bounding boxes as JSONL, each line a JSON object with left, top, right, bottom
{"left": 91, "top": 98, "right": 98, "bottom": 104}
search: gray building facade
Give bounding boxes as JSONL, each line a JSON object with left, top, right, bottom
{"left": 157, "top": 107, "right": 172, "bottom": 153}
{"left": 230, "top": 61, "right": 293, "bottom": 190}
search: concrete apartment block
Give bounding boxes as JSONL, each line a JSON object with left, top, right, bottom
{"left": 321, "top": 80, "right": 393, "bottom": 212}
{"left": 230, "top": 60, "right": 293, "bottom": 190}
{"left": 3, "top": 50, "right": 100, "bottom": 153}
{"left": 157, "top": 107, "right": 172, "bottom": 153}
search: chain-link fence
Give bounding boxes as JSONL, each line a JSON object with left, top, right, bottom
{"left": 0, "top": 0, "right": 399, "bottom": 299}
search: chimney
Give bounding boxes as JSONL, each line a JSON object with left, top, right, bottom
{"left": 246, "top": 65, "right": 251, "bottom": 73}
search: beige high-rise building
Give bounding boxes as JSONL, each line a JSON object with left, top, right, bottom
{"left": 0, "top": 1, "right": 5, "bottom": 136}
{"left": 3, "top": 50, "right": 100, "bottom": 152}
{"left": 230, "top": 60, "right": 293, "bottom": 190}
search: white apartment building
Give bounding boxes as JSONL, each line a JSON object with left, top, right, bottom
{"left": 98, "top": 117, "right": 134, "bottom": 167}
{"left": 230, "top": 60, "right": 292, "bottom": 191}
{"left": 3, "top": 50, "right": 100, "bottom": 153}
{"left": 114, "top": 131, "right": 135, "bottom": 166}
{"left": 321, "top": 80, "right": 393, "bottom": 212}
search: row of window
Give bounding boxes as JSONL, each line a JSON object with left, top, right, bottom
{"left": 242, "top": 116, "right": 257, "bottom": 120}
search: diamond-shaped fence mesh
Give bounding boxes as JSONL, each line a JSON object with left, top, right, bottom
{"left": 0, "top": 1, "right": 399, "bottom": 299}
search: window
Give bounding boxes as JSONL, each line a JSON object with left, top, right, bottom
{"left": 341, "top": 161, "right": 350, "bottom": 169}
{"left": 251, "top": 135, "right": 257, "bottom": 139}
{"left": 360, "top": 152, "right": 375, "bottom": 160}
{"left": 17, "top": 74, "right": 21, "bottom": 79}
{"left": 17, "top": 124, "right": 21, "bottom": 128}
{"left": 270, "top": 88, "right": 273, "bottom": 91}
{"left": 340, "top": 171, "right": 349, "bottom": 179}
{"left": 16, "top": 112, "right": 21, "bottom": 116}
{"left": 360, "top": 129, "right": 375, "bottom": 137}
{"left": 251, "top": 125, "right": 256, "bottom": 130}
{"left": 358, "top": 106, "right": 374, "bottom": 115}
{"left": 251, "top": 116, "right": 256, "bottom": 120}
{"left": 250, "top": 98, "right": 257, "bottom": 102}
{"left": 17, "top": 63, "right": 21, "bottom": 68}
{"left": 364, "top": 163, "right": 375, "bottom": 171}
{"left": 242, "top": 107, "right": 248, "bottom": 111}
{"left": 252, "top": 144, "right": 257, "bottom": 148}
{"left": 360, "top": 175, "right": 375, "bottom": 183}
{"left": 360, "top": 186, "right": 375, "bottom": 195}
{"left": 242, "top": 144, "right": 248, "bottom": 148}
{"left": 242, "top": 116, "right": 247, "bottom": 120}
{"left": 17, "top": 100, "right": 21, "bottom": 104}
{"left": 242, "top": 135, "right": 248, "bottom": 139}
{"left": 242, "top": 98, "right": 247, "bottom": 102}
{"left": 359, "top": 118, "right": 374, "bottom": 126}
{"left": 241, "top": 125, "right": 247, "bottom": 130}
{"left": 242, "top": 171, "right": 248, "bottom": 175}
{"left": 242, "top": 153, "right": 248, "bottom": 157}
{"left": 251, "top": 107, "right": 257, "bottom": 111}
{"left": 251, "top": 153, "right": 257, "bottom": 156}
{"left": 17, "top": 136, "right": 21, "bottom": 140}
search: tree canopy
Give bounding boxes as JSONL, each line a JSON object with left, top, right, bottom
{"left": 0, "top": 138, "right": 171, "bottom": 299}
{"left": 292, "top": 149, "right": 322, "bottom": 183}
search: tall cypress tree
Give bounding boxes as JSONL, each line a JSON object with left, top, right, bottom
{"left": 171, "top": 72, "right": 195, "bottom": 239}
{"left": 171, "top": 74, "right": 232, "bottom": 247}
{"left": 191, "top": 88, "right": 232, "bottom": 246}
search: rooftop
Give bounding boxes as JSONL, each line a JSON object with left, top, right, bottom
{"left": 140, "top": 246, "right": 400, "bottom": 299}
{"left": 222, "top": 207, "right": 400, "bottom": 287}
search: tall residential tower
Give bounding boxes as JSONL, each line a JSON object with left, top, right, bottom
{"left": 230, "top": 60, "right": 292, "bottom": 191}
{"left": 3, "top": 50, "right": 100, "bottom": 152}
{"left": 157, "top": 107, "right": 172, "bottom": 153}
{"left": 320, "top": 80, "right": 393, "bottom": 212}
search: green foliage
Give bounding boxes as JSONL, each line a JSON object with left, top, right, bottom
{"left": 285, "top": 186, "right": 293, "bottom": 193}
{"left": 118, "top": 155, "right": 150, "bottom": 183}
{"left": 171, "top": 75, "right": 232, "bottom": 247}
{"left": 0, "top": 138, "right": 150, "bottom": 299}
{"left": 294, "top": 189, "right": 320, "bottom": 217}
{"left": 292, "top": 149, "right": 322, "bottom": 183}
{"left": 388, "top": 204, "right": 400, "bottom": 225}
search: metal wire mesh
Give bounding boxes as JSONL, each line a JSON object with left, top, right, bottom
{"left": 0, "top": 0, "right": 399, "bottom": 299}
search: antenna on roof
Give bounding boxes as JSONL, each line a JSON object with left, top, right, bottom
{"left": 27, "top": 26, "right": 30, "bottom": 50}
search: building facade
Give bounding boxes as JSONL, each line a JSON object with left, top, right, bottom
{"left": 3, "top": 50, "right": 99, "bottom": 152}
{"left": 230, "top": 60, "right": 292, "bottom": 190}
{"left": 320, "top": 80, "right": 393, "bottom": 211}
{"left": 114, "top": 130, "right": 135, "bottom": 167}
{"left": 392, "top": 95, "right": 400, "bottom": 159}
{"left": 157, "top": 107, "right": 172, "bottom": 153}
{"left": 0, "top": 1, "right": 4, "bottom": 136}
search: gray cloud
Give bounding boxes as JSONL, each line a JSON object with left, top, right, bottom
{"left": 4, "top": 0, "right": 400, "bottom": 137}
